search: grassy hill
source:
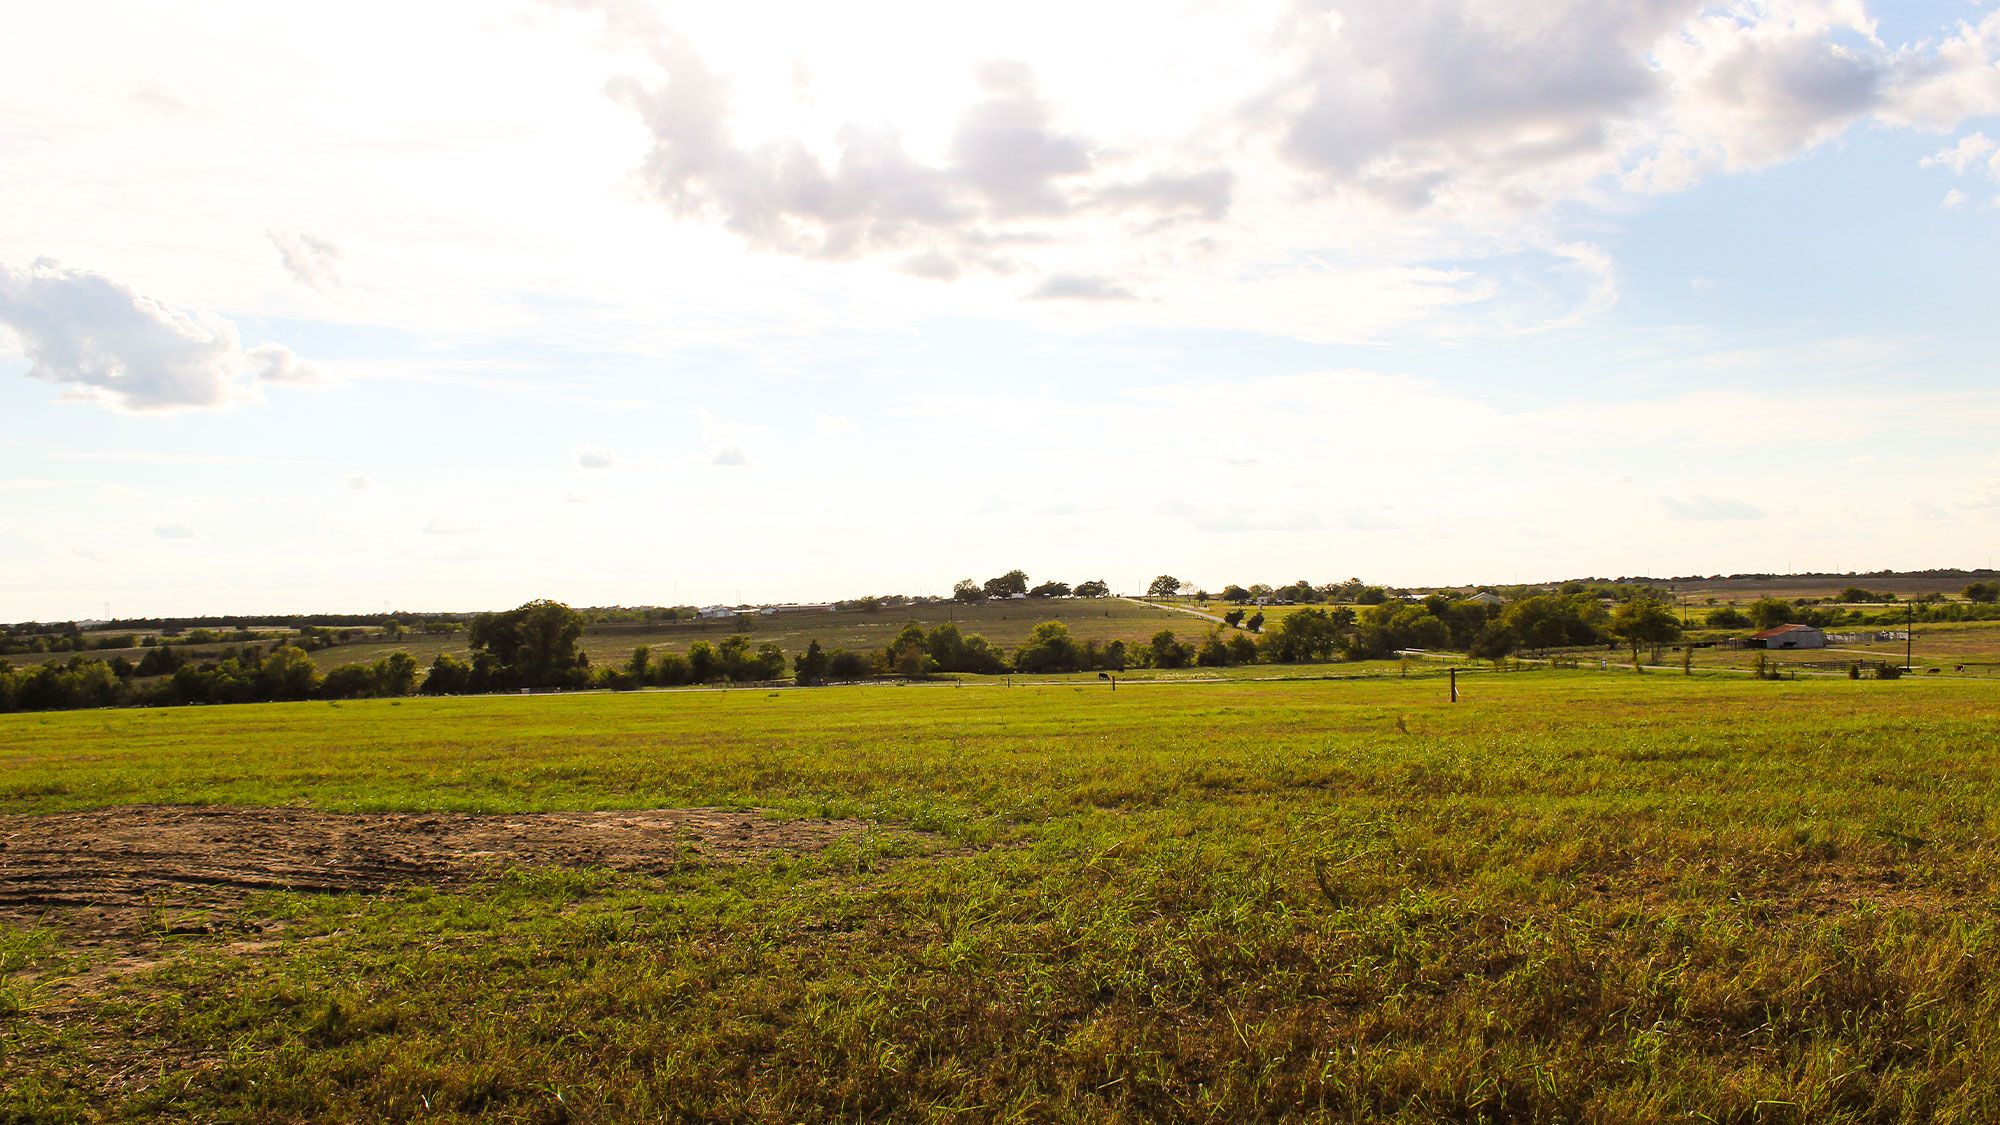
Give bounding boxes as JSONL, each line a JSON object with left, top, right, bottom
{"left": 299, "top": 596, "right": 1213, "bottom": 672}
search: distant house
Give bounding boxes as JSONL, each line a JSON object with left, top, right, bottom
{"left": 697, "top": 605, "right": 739, "bottom": 619}
{"left": 1750, "top": 623, "right": 1826, "bottom": 649}
{"left": 1465, "top": 591, "right": 1505, "bottom": 608}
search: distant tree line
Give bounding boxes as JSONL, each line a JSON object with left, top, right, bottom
{"left": 1702, "top": 597, "right": 2000, "bottom": 630}
{"left": 26, "top": 576, "right": 2000, "bottom": 715}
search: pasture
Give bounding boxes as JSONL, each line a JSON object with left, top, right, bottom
{"left": 301, "top": 597, "right": 1200, "bottom": 673}
{"left": 1, "top": 598, "right": 1197, "bottom": 675}
{"left": 5, "top": 672, "right": 2000, "bottom": 1121}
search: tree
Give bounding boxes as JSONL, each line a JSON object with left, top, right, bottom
{"left": 257, "top": 645, "right": 321, "bottom": 701}
{"left": 1609, "top": 598, "right": 1683, "bottom": 665}
{"left": 1343, "top": 604, "right": 1446, "bottom": 661}
{"left": 983, "top": 569, "right": 1029, "bottom": 599}
{"left": 470, "top": 600, "right": 586, "bottom": 687}
{"left": 1147, "top": 575, "right": 1182, "bottom": 599}
{"left": 421, "top": 653, "right": 475, "bottom": 695}
{"left": 687, "top": 640, "right": 720, "bottom": 683}
{"left": 749, "top": 642, "right": 787, "bottom": 681}
{"left": 1220, "top": 585, "right": 1252, "bottom": 603}
{"left": 953, "top": 579, "right": 985, "bottom": 604}
{"left": 1223, "top": 609, "right": 1245, "bottom": 628}
{"left": 377, "top": 652, "right": 419, "bottom": 696}
{"left": 1029, "top": 580, "right": 1071, "bottom": 598}
{"left": 1147, "top": 629, "right": 1195, "bottom": 669}
{"left": 1015, "top": 621, "right": 1085, "bottom": 673}
{"left": 1747, "top": 597, "right": 1794, "bottom": 630}
{"left": 1261, "top": 608, "right": 1348, "bottom": 663}
{"left": 887, "top": 625, "right": 934, "bottom": 677}
{"left": 1244, "top": 612, "right": 1265, "bottom": 633}
{"left": 925, "top": 623, "right": 1008, "bottom": 673}
{"left": 1072, "top": 580, "right": 1110, "bottom": 598}
{"left": 1706, "top": 606, "right": 1750, "bottom": 628}
{"left": 825, "top": 649, "right": 879, "bottom": 680}
{"left": 1965, "top": 581, "right": 2000, "bottom": 604}
{"left": 1467, "top": 625, "right": 1518, "bottom": 661}
{"left": 1497, "top": 594, "right": 1607, "bottom": 654}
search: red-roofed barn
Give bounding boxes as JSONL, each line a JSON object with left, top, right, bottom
{"left": 1750, "top": 624, "right": 1826, "bottom": 650}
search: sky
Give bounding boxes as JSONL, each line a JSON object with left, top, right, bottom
{"left": 3, "top": 0, "right": 1999, "bottom": 619}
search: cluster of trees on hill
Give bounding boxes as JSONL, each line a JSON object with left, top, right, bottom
{"left": 951, "top": 571, "right": 1111, "bottom": 602}
{"left": 1203, "top": 578, "right": 1397, "bottom": 605}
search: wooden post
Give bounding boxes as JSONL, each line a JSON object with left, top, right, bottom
{"left": 1449, "top": 667, "right": 1458, "bottom": 704}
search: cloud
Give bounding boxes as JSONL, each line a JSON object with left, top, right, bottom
{"left": 601, "top": 24, "right": 1230, "bottom": 276}
{"left": 249, "top": 343, "right": 322, "bottom": 385}
{"left": 1921, "top": 132, "right": 1996, "bottom": 175}
{"left": 0, "top": 258, "right": 314, "bottom": 411}
{"left": 1254, "top": 1, "right": 1995, "bottom": 213}
{"left": 814, "top": 413, "right": 858, "bottom": 435}
{"left": 270, "top": 230, "right": 344, "bottom": 291}
{"left": 1658, "top": 494, "right": 1766, "bottom": 521}
{"left": 345, "top": 473, "right": 373, "bottom": 490}
{"left": 1944, "top": 188, "right": 1968, "bottom": 209}
{"left": 1030, "top": 273, "right": 1137, "bottom": 301}
{"left": 1261, "top": 1, "right": 1683, "bottom": 210}
{"left": 575, "top": 445, "right": 618, "bottom": 469}
{"left": 565, "top": 2, "right": 2000, "bottom": 339}
{"left": 699, "top": 408, "right": 762, "bottom": 466}
{"left": 421, "top": 517, "right": 480, "bottom": 535}
{"left": 153, "top": 522, "right": 196, "bottom": 539}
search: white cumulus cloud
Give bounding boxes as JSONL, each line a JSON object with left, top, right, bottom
{"left": 269, "top": 230, "right": 344, "bottom": 291}
{"left": 0, "top": 258, "right": 316, "bottom": 411}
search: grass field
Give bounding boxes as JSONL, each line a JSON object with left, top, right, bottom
{"left": 303, "top": 597, "right": 1203, "bottom": 673}
{"left": 1, "top": 598, "right": 1200, "bottom": 675}
{"left": 6, "top": 671, "right": 2000, "bottom": 1121}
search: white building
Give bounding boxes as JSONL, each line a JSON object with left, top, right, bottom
{"left": 1751, "top": 624, "right": 1826, "bottom": 650}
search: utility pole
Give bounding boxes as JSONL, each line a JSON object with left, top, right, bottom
{"left": 1449, "top": 667, "right": 1458, "bottom": 703}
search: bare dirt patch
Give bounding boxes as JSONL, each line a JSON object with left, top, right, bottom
{"left": 0, "top": 804, "right": 880, "bottom": 929}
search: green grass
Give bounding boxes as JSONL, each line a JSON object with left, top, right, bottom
{"left": 308, "top": 597, "right": 1202, "bottom": 672}
{"left": 2, "top": 598, "right": 1202, "bottom": 674}
{"left": 6, "top": 674, "right": 2000, "bottom": 1121}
